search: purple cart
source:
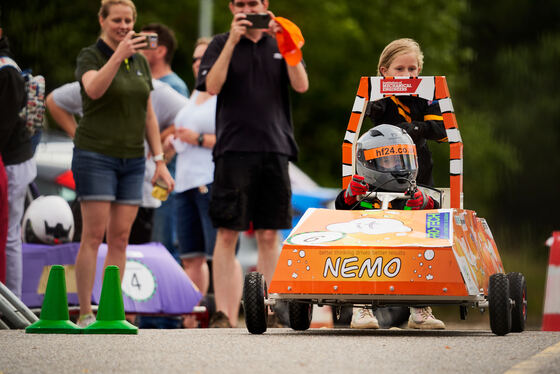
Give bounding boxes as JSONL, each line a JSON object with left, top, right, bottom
{"left": 22, "top": 242, "right": 201, "bottom": 315}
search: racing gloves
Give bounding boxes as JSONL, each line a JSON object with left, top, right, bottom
{"left": 344, "top": 175, "right": 369, "bottom": 205}
{"left": 406, "top": 190, "right": 434, "bottom": 210}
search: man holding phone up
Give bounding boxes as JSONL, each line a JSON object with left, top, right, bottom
{"left": 196, "top": 0, "right": 308, "bottom": 327}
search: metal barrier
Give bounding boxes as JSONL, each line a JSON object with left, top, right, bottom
{"left": 0, "top": 282, "right": 38, "bottom": 329}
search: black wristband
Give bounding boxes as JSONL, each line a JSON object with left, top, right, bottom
{"left": 197, "top": 133, "right": 204, "bottom": 146}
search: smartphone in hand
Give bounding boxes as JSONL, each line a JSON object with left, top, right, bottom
{"left": 245, "top": 13, "right": 271, "bottom": 29}
{"left": 134, "top": 32, "right": 158, "bottom": 49}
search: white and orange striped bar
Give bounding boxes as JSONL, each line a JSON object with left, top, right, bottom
{"left": 342, "top": 76, "right": 463, "bottom": 209}
{"left": 342, "top": 77, "right": 370, "bottom": 189}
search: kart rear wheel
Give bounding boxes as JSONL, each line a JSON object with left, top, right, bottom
{"left": 507, "top": 272, "right": 527, "bottom": 332}
{"left": 243, "top": 272, "right": 268, "bottom": 334}
{"left": 489, "top": 273, "right": 512, "bottom": 336}
{"left": 288, "top": 301, "right": 313, "bottom": 331}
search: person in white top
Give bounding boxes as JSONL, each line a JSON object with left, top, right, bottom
{"left": 45, "top": 79, "right": 188, "bottom": 242}
{"left": 164, "top": 38, "right": 243, "bottom": 328}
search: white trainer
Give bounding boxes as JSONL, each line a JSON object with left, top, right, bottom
{"left": 408, "top": 307, "right": 445, "bottom": 329}
{"left": 350, "top": 308, "right": 379, "bottom": 329}
{"left": 77, "top": 313, "right": 96, "bottom": 328}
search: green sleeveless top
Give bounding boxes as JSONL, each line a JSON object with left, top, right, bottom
{"left": 74, "top": 39, "right": 153, "bottom": 158}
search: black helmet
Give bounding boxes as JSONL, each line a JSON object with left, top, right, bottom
{"left": 355, "top": 124, "right": 418, "bottom": 192}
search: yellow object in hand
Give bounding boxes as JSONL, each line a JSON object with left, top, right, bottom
{"left": 151, "top": 181, "right": 169, "bottom": 201}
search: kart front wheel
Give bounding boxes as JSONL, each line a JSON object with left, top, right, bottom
{"left": 507, "top": 272, "right": 527, "bottom": 332}
{"left": 243, "top": 272, "right": 268, "bottom": 334}
{"left": 489, "top": 273, "right": 512, "bottom": 336}
{"left": 288, "top": 301, "right": 313, "bottom": 331}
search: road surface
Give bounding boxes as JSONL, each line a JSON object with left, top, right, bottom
{"left": 1, "top": 327, "right": 559, "bottom": 373}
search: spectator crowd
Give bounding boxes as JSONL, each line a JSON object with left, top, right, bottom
{"left": 1, "top": 0, "right": 446, "bottom": 331}
{"left": 1, "top": 0, "right": 309, "bottom": 329}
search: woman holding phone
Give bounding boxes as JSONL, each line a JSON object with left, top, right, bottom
{"left": 72, "top": 0, "right": 174, "bottom": 327}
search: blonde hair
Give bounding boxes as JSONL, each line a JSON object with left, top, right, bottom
{"left": 377, "top": 38, "right": 424, "bottom": 76}
{"left": 98, "top": 0, "right": 137, "bottom": 21}
{"left": 194, "top": 37, "right": 212, "bottom": 49}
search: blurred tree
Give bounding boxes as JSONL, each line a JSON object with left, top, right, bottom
{"left": 2, "top": 1, "right": 99, "bottom": 88}
{"left": 460, "top": 0, "right": 560, "bottom": 242}
{"left": 2, "top": 0, "right": 199, "bottom": 92}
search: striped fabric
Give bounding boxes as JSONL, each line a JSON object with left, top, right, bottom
{"left": 342, "top": 76, "right": 463, "bottom": 209}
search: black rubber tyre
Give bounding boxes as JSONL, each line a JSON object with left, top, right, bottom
{"left": 331, "top": 305, "right": 353, "bottom": 327}
{"left": 271, "top": 299, "right": 290, "bottom": 327}
{"left": 460, "top": 305, "right": 468, "bottom": 320}
{"left": 243, "top": 272, "right": 268, "bottom": 334}
{"left": 488, "top": 273, "right": 512, "bottom": 336}
{"left": 375, "top": 306, "right": 410, "bottom": 328}
{"left": 507, "top": 272, "right": 527, "bottom": 333}
{"left": 288, "top": 301, "right": 313, "bottom": 331}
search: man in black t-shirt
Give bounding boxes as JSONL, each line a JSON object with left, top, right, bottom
{"left": 196, "top": 0, "right": 308, "bottom": 327}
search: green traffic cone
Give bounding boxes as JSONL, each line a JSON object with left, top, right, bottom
{"left": 26, "top": 265, "right": 81, "bottom": 334}
{"left": 84, "top": 265, "right": 138, "bottom": 334}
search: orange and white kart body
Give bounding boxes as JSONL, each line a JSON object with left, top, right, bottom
{"left": 269, "top": 204, "right": 501, "bottom": 305}
{"left": 242, "top": 77, "right": 526, "bottom": 336}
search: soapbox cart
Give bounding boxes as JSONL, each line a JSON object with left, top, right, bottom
{"left": 242, "top": 76, "right": 527, "bottom": 336}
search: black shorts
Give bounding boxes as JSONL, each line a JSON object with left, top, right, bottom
{"left": 210, "top": 152, "right": 292, "bottom": 231}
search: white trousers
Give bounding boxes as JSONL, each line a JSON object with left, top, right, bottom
{"left": 5, "top": 158, "right": 36, "bottom": 298}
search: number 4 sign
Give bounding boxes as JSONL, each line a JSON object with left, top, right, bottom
{"left": 121, "top": 260, "right": 157, "bottom": 302}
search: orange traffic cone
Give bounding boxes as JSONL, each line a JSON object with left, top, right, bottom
{"left": 543, "top": 231, "right": 560, "bottom": 331}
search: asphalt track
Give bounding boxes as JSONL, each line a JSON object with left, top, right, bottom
{"left": 1, "top": 327, "right": 560, "bottom": 373}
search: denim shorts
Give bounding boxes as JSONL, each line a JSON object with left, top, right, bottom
{"left": 209, "top": 152, "right": 292, "bottom": 231}
{"left": 176, "top": 184, "right": 216, "bottom": 259}
{"left": 71, "top": 147, "right": 145, "bottom": 204}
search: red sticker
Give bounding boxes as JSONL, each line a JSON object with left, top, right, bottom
{"left": 380, "top": 78, "right": 422, "bottom": 94}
